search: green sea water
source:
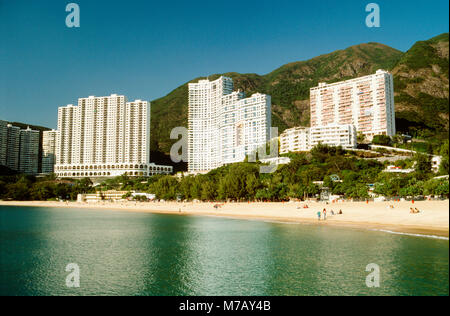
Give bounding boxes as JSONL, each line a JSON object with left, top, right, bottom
{"left": 0, "top": 206, "right": 448, "bottom": 296}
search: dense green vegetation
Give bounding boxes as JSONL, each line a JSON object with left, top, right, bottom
{"left": 395, "top": 92, "right": 449, "bottom": 139}
{"left": 398, "top": 33, "right": 449, "bottom": 74}
{"left": 372, "top": 135, "right": 392, "bottom": 146}
{"left": 371, "top": 134, "right": 443, "bottom": 156}
{"left": 393, "top": 33, "right": 449, "bottom": 141}
{"left": 0, "top": 174, "right": 93, "bottom": 201}
{"left": 439, "top": 140, "right": 450, "bottom": 174}
{"left": 109, "top": 144, "right": 450, "bottom": 201}
{"left": 2, "top": 144, "right": 447, "bottom": 202}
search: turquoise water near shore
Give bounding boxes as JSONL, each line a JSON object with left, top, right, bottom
{"left": 0, "top": 206, "right": 448, "bottom": 296}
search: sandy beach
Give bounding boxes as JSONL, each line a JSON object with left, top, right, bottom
{"left": 1, "top": 200, "right": 449, "bottom": 237}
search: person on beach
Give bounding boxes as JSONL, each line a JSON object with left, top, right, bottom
{"left": 410, "top": 207, "right": 420, "bottom": 214}
{"left": 323, "top": 208, "right": 327, "bottom": 220}
{"left": 317, "top": 211, "right": 321, "bottom": 221}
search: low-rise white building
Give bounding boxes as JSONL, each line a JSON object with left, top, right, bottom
{"left": 259, "top": 156, "right": 291, "bottom": 165}
{"left": 280, "top": 124, "right": 357, "bottom": 154}
{"left": 77, "top": 190, "right": 128, "bottom": 203}
{"left": 310, "top": 124, "right": 357, "bottom": 150}
{"left": 132, "top": 192, "right": 156, "bottom": 200}
{"left": 383, "top": 165, "right": 415, "bottom": 174}
{"left": 280, "top": 127, "right": 310, "bottom": 154}
{"left": 57, "top": 162, "right": 173, "bottom": 178}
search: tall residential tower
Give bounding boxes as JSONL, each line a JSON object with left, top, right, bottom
{"left": 310, "top": 69, "right": 396, "bottom": 140}
{"left": 55, "top": 94, "right": 172, "bottom": 178}
{"left": 0, "top": 120, "right": 8, "bottom": 167}
{"left": 42, "top": 129, "right": 58, "bottom": 174}
{"left": 18, "top": 127, "right": 39, "bottom": 175}
{"left": 188, "top": 77, "right": 271, "bottom": 173}
{"left": 0, "top": 121, "right": 20, "bottom": 171}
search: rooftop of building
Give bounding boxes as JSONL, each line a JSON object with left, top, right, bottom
{"left": 311, "top": 69, "right": 391, "bottom": 90}
{"left": 189, "top": 76, "right": 233, "bottom": 87}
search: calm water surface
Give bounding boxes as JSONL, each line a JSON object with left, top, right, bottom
{"left": 0, "top": 206, "right": 448, "bottom": 296}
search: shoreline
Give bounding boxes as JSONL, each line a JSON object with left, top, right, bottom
{"left": 1, "top": 200, "right": 449, "bottom": 238}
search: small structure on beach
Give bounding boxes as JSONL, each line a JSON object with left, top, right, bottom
{"left": 132, "top": 192, "right": 156, "bottom": 200}
{"left": 77, "top": 190, "right": 128, "bottom": 203}
{"left": 320, "top": 187, "right": 330, "bottom": 201}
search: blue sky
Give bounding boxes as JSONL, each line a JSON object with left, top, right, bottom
{"left": 0, "top": 0, "right": 448, "bottom": 129}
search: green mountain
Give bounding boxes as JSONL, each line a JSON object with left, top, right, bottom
{"left": 391, "top": 33, "right": 449, "bottom": 138}
{"left": 150, "top": 33, "right": 449, "bottom": 156}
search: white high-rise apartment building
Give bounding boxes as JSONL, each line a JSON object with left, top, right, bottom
{"left": 42, "top": 129, "right": 58, "bottom": 174}
{"left": 19, "top": 127, "right": 39, "bottom": 175}
{"left": 188, "top": 77, "right": 233, "bottom": 172}
{"left": 55, "top": 94, "right": 172, "bottom": 178}
{"left": 280, "top": 127, "right": 310, "bottom": 154}
{"left": 310, "top": 70, "right": 395, "bottom": 140}
{"left": 188, "top": 77, "right": 271, "bottom": 173}
{"left": 124, "top": 100, "right": 151, "bottom": 165}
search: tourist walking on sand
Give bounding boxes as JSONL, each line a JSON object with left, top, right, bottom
{"left": 323, "top": 208, "right": 327, "bottom": 220}
{"left": 317, "top": 211, "right": 321, "bottom": 221}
